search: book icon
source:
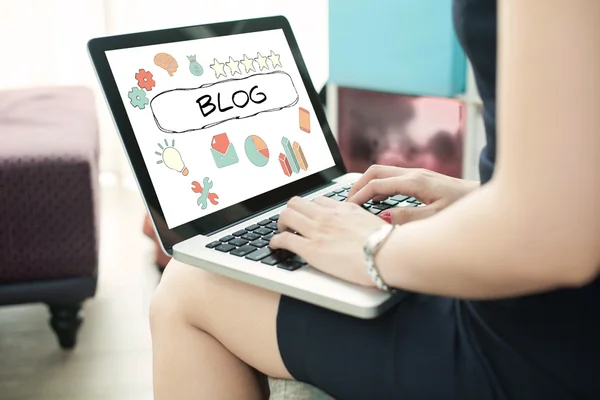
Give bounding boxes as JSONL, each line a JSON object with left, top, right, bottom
{"left": 279, "top": 137, "right": 308, "bottom": 177}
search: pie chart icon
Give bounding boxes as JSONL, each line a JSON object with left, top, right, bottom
{"left": 244, "top": 135, "right": 270, "bottom": 167}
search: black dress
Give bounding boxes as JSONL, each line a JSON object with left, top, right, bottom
{"left": 276, "top": 1, "right": 600, "bottom": 399}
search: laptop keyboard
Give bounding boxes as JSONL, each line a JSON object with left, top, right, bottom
{"left": 205, "top": 184, "right": 423, "bottom": 272}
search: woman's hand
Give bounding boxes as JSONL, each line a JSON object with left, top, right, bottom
{"left": 347, "top": 165, "right": 479, "bottom": 225}
{"left": 270, "top": 196, "right": 387, "bottom": 287}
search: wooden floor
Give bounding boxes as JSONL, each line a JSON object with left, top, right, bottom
{"left": 0, "top": 182, "right": 159, "bottom": 400}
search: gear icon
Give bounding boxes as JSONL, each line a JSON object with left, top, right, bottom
{"left": 127, "top": 87, "right": 149, "bottom": 109}
{"left": 135, "top": 69, "right": 156, "bottom": 91}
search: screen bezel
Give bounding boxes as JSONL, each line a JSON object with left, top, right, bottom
{"left": 88, "top": 16, "right": 346, "bottom": 253}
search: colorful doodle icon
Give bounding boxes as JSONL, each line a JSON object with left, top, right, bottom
{"left": 127, "top": 87, "right": 149, "bottom": 109}
{"left": 281, "top": 137, "right": 300, "bottom": 174}
{"left": 255, "top": 52, "right": 269, "bottom": 71}
{"left": 154, "top": 52, "right": 178, "bottom": 76}
{"left": 244, "top": 135, "right": 269, "bottom": 167}
{"left": 192, "top": 177, "right": 219, "bottom": 210}
{"left": 210, "top": 58, "right": 226, "bottom": 79}
{"left": 299, "top": 107, "right": 311, "bottom": 133}
{"left": 268, "top": 50, "right": 282, "bottom": 68}
{"left": 135, "top": 69, "right": 155, "bottom": 91}
{"left": 210, "top": 133, "right": 239, "bottom": 168}
{"left": 293, "top": 141, "right": 308, "bottom": 171}
{"left": 155, "top": 139, "right": 189, "bottom": 176}
{"left": 279, "top": 153, "right": 292, "bottom": 177}
{"left": 187, "top": 55, "right": 203, "bottom": 76}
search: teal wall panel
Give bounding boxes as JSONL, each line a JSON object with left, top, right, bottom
{"left": 329, "top": 0, "right": 466, "bottom": 97}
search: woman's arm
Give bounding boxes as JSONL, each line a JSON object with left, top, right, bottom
{"left": 377, "top": 0, "right": 600, "bottom": 298}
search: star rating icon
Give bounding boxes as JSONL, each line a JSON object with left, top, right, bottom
{"left": 226, "top": 56, "right": 241, "bottom": 76}
{"left": 268, "top": 50, "right": 282, "bottom": 68}
{"left": 208, "top": 52, "right": 283, "bottom": 78}
{"left": 255, "top": 52, "right": 269, "bottom": 71}
{"left": 210, "top": 58, "right": 226, "bottom": 78}
{"left": 241, "top": 54, "right": 256, "bottom": 73}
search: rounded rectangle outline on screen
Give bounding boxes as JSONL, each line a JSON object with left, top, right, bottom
{"left": 150, "top": 71, "right": 299, "bottom": 133}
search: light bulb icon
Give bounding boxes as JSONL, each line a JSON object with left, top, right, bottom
{"left": 156, "top": 139, "right": 189, "bottom": 176}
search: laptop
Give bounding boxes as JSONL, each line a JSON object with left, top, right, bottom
{"left": 88, "top": 16, "right": 418, "bottom": 318}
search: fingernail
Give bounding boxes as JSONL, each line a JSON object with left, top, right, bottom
{"left": 379, "top": 211, "right": 392, "bottom": 224}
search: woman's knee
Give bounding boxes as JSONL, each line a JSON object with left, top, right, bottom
{"left": 149, "top": 260, "right": 215, "bottom": 332}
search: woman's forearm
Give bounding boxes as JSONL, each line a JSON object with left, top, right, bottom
{"left": 375, "top": 1, "right": 600, "bottom": 299}
{"left": 377, "top": 181, "right": 598, "bottom": 299}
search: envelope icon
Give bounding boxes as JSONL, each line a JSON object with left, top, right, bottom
{"left": 211, "top": 133, "right": 239, "bottom": 168}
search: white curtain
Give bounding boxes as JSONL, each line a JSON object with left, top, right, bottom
{"left": 0, "top": 0, "right": 329, "bottom": 179}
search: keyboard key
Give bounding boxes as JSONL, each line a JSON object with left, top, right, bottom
{"left": 258, "top": 219, "right": 271, "bottom": 226}
{"left": 269, "top": 214, "right": 279, "bottom": 221}
{"left": 242, "top": 232, "right": 261, "bottom": 241}
{"left": 266, "top": 222, "right": 278, "bottom": 230}
{"left": 260, "top": 255, "right": 280, "bottom": 266}
{"left": 233, "top": 229, "right": 247, "bottom": 237}
{"left": 229, "top": 238, "right": 248, "bottom": 247}
{"left": 337, "top": 192, "right": 347, "bottom": 198}
{"left": 405, "top": 197, "right": 417, "bottom": 203}
{"left": 368, "top": 208, "right": 382, "bottom": 215}
{"left": 246, "top": 246, "right": 273, "bottom": 261}
{"left": 245, "top": 224, "right": 260, "bottom": 231}
{"left": 390, "top": 194, "right": 409, "bottom": 202}
{"left": 330, "top": 195, "right": 345, "bottom": 202}
{"left": 402, "top": 203, "right": 418, "bottom": 208}
{"left": 219, "top": 235, "right": 235, "bottom": 242}
{"left": 215, "top": 243, "right": 235, "bottom": 253}
{"left": 263, "top": 233, "right": 274, "bottom": 241}
{"left": 372, "top": 203, "right": 392, "bottom": 210}
{"left": 261, "top": 249, "right": 294, "bottom": 266}
{"left": 324, "top": 191, "right": 336, "bottom": 197}
{"left": 206, "top": 241, "right": 221, "bottom": 249}
{"left": 343, "top": 185, "right": 352, "bottom": 190}
{"left": 382, "top": 199, "right": 399, "bottom": 207}
{"left": 333, "top": 188, "right": 345, "bottom": 194}
{"left": 250, "top": 239, "right": 269, "bottom": 248}
{"left": 366, "top": 199, "right": 375, "bottom": 205}
{"left": 230, "top": 245, "right": 257, "bottom": 257}
{"left": 277, "top": 260, "right": 304, "bottom": 271}
{"left": 291, "top": 255, "right": 308, "bottom": 265}
{"left": 255, "top": 227, "right": 272, "bottom": 236}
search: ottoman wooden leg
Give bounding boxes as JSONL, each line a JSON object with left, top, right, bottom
{"left": 47, "top": 302, "right": 83, "bottom": 349}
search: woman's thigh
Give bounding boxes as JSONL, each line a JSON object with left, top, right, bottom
{"left": 153, "top": 258, "right": 293, "bottom": 380}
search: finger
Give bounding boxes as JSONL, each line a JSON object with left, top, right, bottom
{"left": 348, "top": 175, "right": 420, "bottom": 206}
{"left": 347, "top": 165, "right": 407, "bottom": 199}
{"left": 312, "top": 196, "right": 339, "bottom": 208}
{"left": 269, "top": 231, "right": 309, "bottom": 254}
{"left": 287, "top": 196, "right": 327, "bottom": 218}
{"left": 277, "top": 207, "right": 315, "bottom": 236}
{"left": 383, "top": 204, "right": 437, "bottom": 225}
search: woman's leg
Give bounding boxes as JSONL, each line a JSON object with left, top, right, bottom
{"left": 150, "top": 259, "right": 293, "bottom": 400}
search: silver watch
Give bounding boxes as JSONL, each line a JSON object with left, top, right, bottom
{"left": 363, "top": 224, "right": 397, "bottom": 292}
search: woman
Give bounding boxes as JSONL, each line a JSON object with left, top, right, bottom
{"left": 150, "top": 1, "right": 600, "bottom": 399}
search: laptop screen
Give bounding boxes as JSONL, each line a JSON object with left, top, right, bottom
{"left": 105, "top": 29, "right": 336, "bottom": 229}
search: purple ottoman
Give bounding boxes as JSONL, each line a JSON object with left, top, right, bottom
{"left": 0, "top": 86, "right": 99, "bottom": 349}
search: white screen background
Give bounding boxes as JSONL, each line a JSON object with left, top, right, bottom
{"left": 106, "top": 29, "right": 335, "bottom": 228}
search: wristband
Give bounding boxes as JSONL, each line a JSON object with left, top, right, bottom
{"left": 363, "top": 224, "right": 396, "bottom": 292}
